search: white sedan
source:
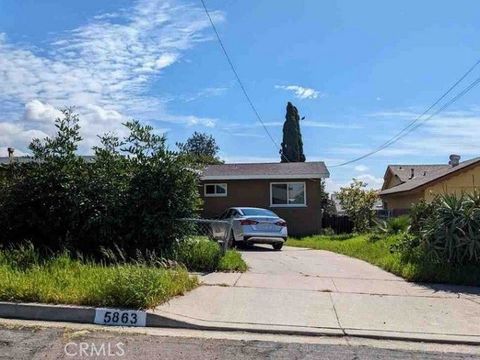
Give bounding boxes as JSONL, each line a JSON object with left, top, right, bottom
{"left": 218, "top": 207, "right": 288, "bottom": 250}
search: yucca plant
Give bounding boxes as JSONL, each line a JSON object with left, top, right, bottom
{"left": 421, "top": 192, "right": 480, "bottom": 264}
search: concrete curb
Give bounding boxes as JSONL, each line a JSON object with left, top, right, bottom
{"left": 1, "top": 301, "right": 480, "bottom": 346}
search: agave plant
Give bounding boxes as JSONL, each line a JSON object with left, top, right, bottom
{"left": 421, "top": 193, "right": 480, "bottom": 264}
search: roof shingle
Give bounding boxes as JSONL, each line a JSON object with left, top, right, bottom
{"left": 201, "top": 161, "right": 329, "bottom": 180}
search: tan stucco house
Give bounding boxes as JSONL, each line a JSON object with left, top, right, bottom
{"left": 199, "top": 162, "right": 329, "bottom": 236}
{"left": 379, "top": 155, "right": 480, "bottom": 215}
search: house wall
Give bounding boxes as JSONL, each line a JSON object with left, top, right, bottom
{"left": 199, "top": 178, "right": 324, "bottom": 236}
{"left": 383, "top": 173, "right": 402, "bottom": 190}
{"left": 424, "top": 165, "right": 480, "bottom": 201}
{"left": 381, "top": 191, "right": 424, "bottom": 213}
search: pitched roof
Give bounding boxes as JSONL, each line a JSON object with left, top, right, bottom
{"left": 380, "top": 157, "right": 480, "bottom": 195}
{"left": 0, "top": 156, "right": 96, "bottom": 165}
{"left": 201, "top": 161, "right": 329, "bottom": 180}
{"left": 0, "top": 156, "right": 36, "bottom": 164}
{"left": 387, "top": 164, "right": 450, "bottom": 182}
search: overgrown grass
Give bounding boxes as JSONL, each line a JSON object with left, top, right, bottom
{"left": 218, "top": 250, "right": 248, "bottom": 272}
{"left": 0, "top": 250, "right": 197, "bottom": 309}
{"left": 0, "top": 237, "right": 246, "bottom": 309}
{"left": 287, "top": 234, "right": 480, "bottom": 286}
{"left": 175, "top": 238, "right": 247, "bottom": 272}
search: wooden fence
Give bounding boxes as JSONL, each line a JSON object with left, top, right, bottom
{"left": 322, "top": 214, "right": 354, "bottom": 234}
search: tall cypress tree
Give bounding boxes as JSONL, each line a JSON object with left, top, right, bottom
{"left": 280, "top": 102, "right": 306, "bottom": 162}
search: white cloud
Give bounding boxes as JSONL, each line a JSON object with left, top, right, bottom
{"left": 325, "top": 174, "right": 383, "bottom": 194}
{"left": 0, "top": 0, "right": 225, "bottom": 153}
{"left": 275, "top": 85, "right": 322, "bottom": 99}
{"left": 182, "top": 87, "right": 228, "bottom": 102}
{"left": 330, "top": 108, "right": 480, "bottom": 160}
{"left": 354, "top": 165, "right": 369, "bottom": 172}
{"left": 161, "top": 114, "right": 217, "bottom": 128}
{"left": 367, "top": 111, "right": 418, "bottom": 118}
{"left": 223, "top": 119, "right": 359, "bottom": 135}
{"left": 301, "top": 120, "right": 361, "bottom": 129}
{"left": 22, "top": 100, "right": 63, "bottom": 127}
{"left": 355, "top": 174, "right": 384, "bottom": 189}
{"left": 221, "top": 155, "right": 280, "bottom": 163}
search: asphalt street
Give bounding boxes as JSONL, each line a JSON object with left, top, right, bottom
{"left": 0, "top": 324, "right": 478, "bottom": 360}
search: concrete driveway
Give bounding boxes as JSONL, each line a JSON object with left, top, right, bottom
{"left": 154, "top": 245, "right": 480, "bottom": 343}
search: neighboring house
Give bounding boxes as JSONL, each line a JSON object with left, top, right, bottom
{"left": 199, "top": 162, "right": 330, "bottom": 236}
{"left": 379, "top": 155, "right": 480, "bottom": 215}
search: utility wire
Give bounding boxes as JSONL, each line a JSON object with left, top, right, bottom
{"left": 330, "top": 59, "right": 480, "bottom": 167}
{"left": 199, "top": 0, "right": 285, "bottom": 159}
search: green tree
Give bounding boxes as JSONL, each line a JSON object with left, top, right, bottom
{"left": 177, "top": 132, "right": 222, "bottom": 165}
{"left": 336, "top": 179, "right": 378, "bottom": 232}
{"left": 319, "top": 180, "right": 336, "bottom": 215}
{"left": 280, "top": 102, "right": 305, "bottom": 162}
{"left": 0, "top": 111, "right": 200, "bottom": 256}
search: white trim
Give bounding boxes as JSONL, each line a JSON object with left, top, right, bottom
{"left": 269, "top": 181, "right": 307, "bottom": 207}
{"left": 204, "top": 183, "right": 228, "bottom": 197}
{"left": 201, "top": 174, "right": 327, "bottom": 180}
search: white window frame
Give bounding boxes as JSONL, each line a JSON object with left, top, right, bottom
{"left": 204, "top": 183, "right": 228, "bottom": 197}
{"left": 270, "top": 182, "right": 307, "bottom": 207}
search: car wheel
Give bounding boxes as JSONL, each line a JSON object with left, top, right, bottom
{"left": 272, "top": 243, "right": 283, "bottom": 251}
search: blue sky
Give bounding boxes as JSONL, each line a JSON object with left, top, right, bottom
{"left": 1, "top": 0, "right": 480, "bottom": 192}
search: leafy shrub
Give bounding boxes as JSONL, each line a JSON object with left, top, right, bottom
{"left": 390, "top": 232, "right": 422, "bottom": 260}
{"left": 320, "top": 227, "right": 335, "bottom": 236}
{"left": 422, "top": 193, "right": 480, "bottom": 264}
{"left": 393, "top": 193, "right": 480, "bottom": 265}
{"left": 409, "top": 199, "right": 438, "bottom": 235}
{"left": 367, "top": 233, "right": 384, "bottom": 243}
{"left": 0, "top": 110, "right": 200, "bottom": 257}
{"left": 375, "top": 215, "right": 410, "bottom": 235}
{"left": 336, "top": 179, "right": 378, "bottom": 232}
{"left": 387, "top": 215, "right": 410, "bottom": 234}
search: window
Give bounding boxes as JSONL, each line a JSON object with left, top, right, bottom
{"left": 240, "top": 208, "right": 277, "bottom": 217}
{"left": 270, "top": 182, "right": 306, "bottom": 207}
{"left": 204, "top": 183, "right": 228, "bottom": 197}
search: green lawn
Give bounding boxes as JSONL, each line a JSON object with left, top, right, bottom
{"left": 287, "top": 234, "right": 480, "bottom": 286}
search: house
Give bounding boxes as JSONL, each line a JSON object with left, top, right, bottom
{"left": 379, "top": 155, "right": 480, "bottom": 215}
{"left": 199, "top": 161, "right": 330, "bottom": 236}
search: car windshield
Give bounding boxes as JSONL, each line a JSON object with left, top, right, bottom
{"left": 240, "top": 208, "right": 277, "bottom": 217}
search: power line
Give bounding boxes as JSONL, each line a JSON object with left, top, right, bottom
{"left": 329, "top": 59, "right": 480, "bottom": 167}
{"left": 330, "top": 59, "right": 480, "bottom": 167}
{"left": 199, "top": 0, "right": 285, "bottom": 159}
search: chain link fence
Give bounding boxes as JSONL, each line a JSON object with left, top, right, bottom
{"left": 178, "top": 218, "right": 234, "bottom": 254}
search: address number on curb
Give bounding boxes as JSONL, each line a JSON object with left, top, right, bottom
{"left": 94, "top": 308, "right": 146, "bottom": 327}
